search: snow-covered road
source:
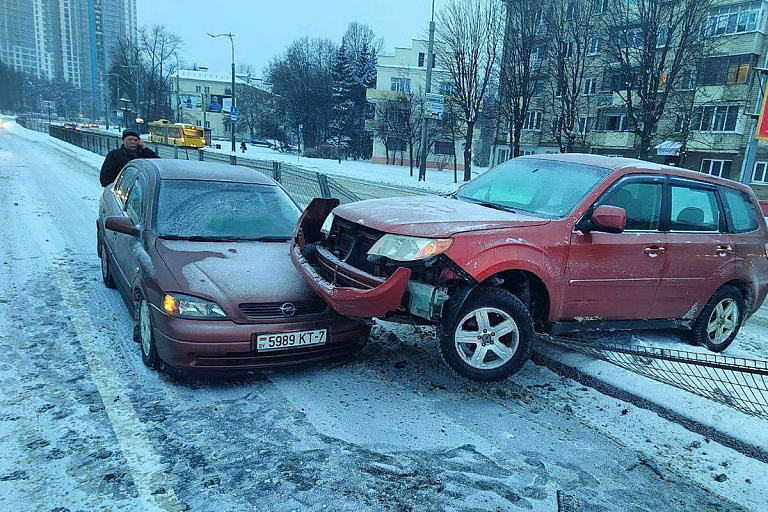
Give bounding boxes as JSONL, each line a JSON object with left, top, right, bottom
{"left": 2, "top": 119, "right": 767, "bottom": 512}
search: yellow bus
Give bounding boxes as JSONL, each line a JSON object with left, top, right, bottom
{"left": 148, "top": 119, "right": 207, "bottom": 148}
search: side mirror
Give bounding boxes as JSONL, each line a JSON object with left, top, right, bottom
{"left": 105, "top": 216, "right": 139, "bottom": 237}
{"left": 591, "top": 205, "right": 626, "bottom": 234}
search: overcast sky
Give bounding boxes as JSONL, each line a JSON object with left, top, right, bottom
{"left": 137, "top": 0, "right": 445, "bottom": 77}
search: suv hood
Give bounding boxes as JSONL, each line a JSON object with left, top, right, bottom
{"left": 155, "top": 239, "right": 318, "bottom": 306}
{"left": 333, "top": 196, "right": 550, "bottom": 237}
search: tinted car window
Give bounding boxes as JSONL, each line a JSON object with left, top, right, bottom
{"left": 670, "top": 186, "right": 720, "bottom": 231}
{"left": 722, "top": 188, "right": 759, "bottom": 233}
{"left": 114, "top": 166, "right": 138, "bottom": 206}
{"left": 601, "top": 182, "right": 662, "bottom": 231}
{"left": 125, "top": 173, "right": 147, "bottom": 224}
{"left": 156, "top": 180, "right": 301, "bottom": 239}
{"left": 456, "top": 158, "right": 610, "bottom": 218}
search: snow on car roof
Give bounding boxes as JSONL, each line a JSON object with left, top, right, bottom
{"left": 140, "top": 159, "right": 276, "bottom": 185}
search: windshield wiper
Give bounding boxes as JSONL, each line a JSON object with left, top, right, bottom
{"left": 456, "top": 197, "right": 516, "bottom": 213}
{"left": 159, "top": 235, "right": 289, "bottom": 242}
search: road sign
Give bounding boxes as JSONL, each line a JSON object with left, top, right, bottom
{"left": 424, "top": 93, "right": 445, "bottom": 120}
{"left": 756, "top": 89, "right": 768, "bottom": 140}
{"left": 230, "top": 106, "right": 238, "bottom": 123}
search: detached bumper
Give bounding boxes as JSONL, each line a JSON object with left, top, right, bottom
{"left": 290, "top": 243, "right": 411, "bottom": 318}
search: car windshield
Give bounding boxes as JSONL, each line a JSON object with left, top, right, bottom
{"left": 455, "top": 158, "right": 611, "bottom": 218}
{"left": 155, "top": 180, "right": 300, "bottom": 240}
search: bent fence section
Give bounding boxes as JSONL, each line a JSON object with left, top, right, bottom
{"left": 545, "top": 337, "right": 768, "bottom": 421}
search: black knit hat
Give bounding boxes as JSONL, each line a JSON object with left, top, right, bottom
{"left": 122, "top": 129, "right": 140, "bottom": 140}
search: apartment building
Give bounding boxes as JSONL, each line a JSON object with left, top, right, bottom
{"left": 366, "top": 39, "right": 472, "bottom": 171}
{"left": 492, "top": 0, "right": 768, "bottom": 200}
{"left": 0, "top": 0, "right": 137, "bottom": 116}
{"left": 172, "top": 68, "right": 269, "bottom": 140}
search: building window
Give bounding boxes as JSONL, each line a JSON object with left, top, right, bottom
{"left": 195, "top": 85, "right": 201, "bottom": 92}
{"left": 439, "top": 81, "right": 457, "bottom": 96}
{"left": 691, "top": 105, "right": 740, "bottom": 132}
{"left": 391, "top": 77, "right": 411, "bottom": 93}
{"left": 497, "top": 148, "right": 510, "bottom": 163}
{"left": 593, "top": 0, "right": 608, "bottom": 14}
{"left": 605, "top": 114, "right": 628, "bottom": 131}
{"left": 561, "top": 40, "right": 574, "bottom": 58}
{"left": 656, "top": 26, "right": 672, "bottom": 48}
{"left": 582, "top": 77, "right": 597, "bottom": 95}
{"left": 205, "top": 121, "right": 210, "bottom": 128}
{"left": 434, "top": 141, "right": 455, "bottom": 155}
{"left": 587, "top": 36, "right": 602, "bottom": 56}
{"left": 566, "top": 0, "right": 578, "bottom": 20}
{"left": 578, "top": 116, "right": 595, "bottom": 133}
{"left": 418, "top": 52, "right": 425, "bottom": 67}
{"left": 705, "top": 1, "right": 766, "bottom": 37}
{"left": 677, "top": 69, "right": 697, "bottom": 90}
{"left": 702, "top": 54, "right": 757, "bottom": 85}
{"left": 700, "top": 159, "right": 732, "bottom": 178}
{"left": 617, "top": 27, "right": 643, "bottom": 48}
{"left": 204, "top": 86, "right": 210, "bottom": 93}
{"left": 754, "top": 161, "right": 768, "bottom": 183}
{"left": 523, "top": 111, "right": 542, "bottom": 130}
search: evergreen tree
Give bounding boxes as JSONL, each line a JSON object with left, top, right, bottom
{"left": 329, "top": 41, "right": 355, "bottom": 162}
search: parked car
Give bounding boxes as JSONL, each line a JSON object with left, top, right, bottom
{"left": 292, "top": 154, "right": 768, "bottom": 381}
{"left": 98, "top": 160, "right": 370, "bottom": 373}
{"left": 250, "top": 138, "right": 274, "bottom": 148}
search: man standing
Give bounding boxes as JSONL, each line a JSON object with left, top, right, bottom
{"left": 100, "top": 129, "right": 159, "bottom": 187}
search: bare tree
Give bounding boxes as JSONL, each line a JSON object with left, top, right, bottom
{"left": 138, "top": 25, "right": 182, "bottom": 121}
{"left": 499, "top": 0, "right": 548, "bottom": 158}
{"left": 436, "top": 0, "right": 504, "bottom": 181}
{"left": 545, "top": 0, "right": 600, "bottom": 153}
{"left": 601, "top": 0, "right": 714, "bottom": 160}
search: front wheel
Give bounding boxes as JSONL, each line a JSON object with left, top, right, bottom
{"left": 438, "top": 287, "right": 533, "bottom": 382}
{"left": 691, "top": 285, "right": 745, "bottom": 353}
{"left": 136, "top": 297, "right": 162, "bottom": 369}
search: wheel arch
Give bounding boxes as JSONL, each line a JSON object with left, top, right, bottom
{"left": 481, "top": 269, "right": 551, "bottom": 331}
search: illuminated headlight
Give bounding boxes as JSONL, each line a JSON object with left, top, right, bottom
{"left": 367, "top": 234, "right": 453, "bottom": 261}
{"left": 320, "top": 212, "right": 335, "bottom": 236}
{"left": 162, "top": 293, "right": 227, "bottom": 319}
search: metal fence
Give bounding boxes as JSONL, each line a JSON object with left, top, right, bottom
{"left": 546, "top": 337, "right": 768, "bottom": 421}
{"left": 15, "top": 117, "right": 768, "bottom": 422}
{"left": 25, "top": 119, "right": 427, "bottom": 209}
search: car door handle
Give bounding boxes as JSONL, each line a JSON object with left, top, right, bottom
{"left": 644, "top": 246, "right": 665, "bottom": 255}
{"left": 716, "top": 245, "right": 734, "bottom": 257}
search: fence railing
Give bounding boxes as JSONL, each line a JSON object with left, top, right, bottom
{"left": 546, "top": 337, "right": 768, "bottom": 421}
{"left": 26, "top": 119, "right": 427, "bottom": 209}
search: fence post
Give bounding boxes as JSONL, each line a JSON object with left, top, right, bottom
{"left": 230, "top": 155, "right": 237, "bottom": 166}
{"left": 174, "top": 146, "right": 179, "bottom": 159}
{"left": 198, "top": 149, "right": 204, "bottom": 161}
{"left": 317, "top": 173, "right": 331, "bottom": 198}
{"left": 273, "top": 161, "right": 281, "bottom": 183}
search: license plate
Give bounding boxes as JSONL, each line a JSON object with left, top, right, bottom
{"left": 255, "top": 329, "right": 327, "bottom": 352}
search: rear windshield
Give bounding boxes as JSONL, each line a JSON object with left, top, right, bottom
{"left": 456, "top": 158, "right": 610, "bottom": 218}
{"left": 156, "top": 180, "right": 300, "bottom": 240}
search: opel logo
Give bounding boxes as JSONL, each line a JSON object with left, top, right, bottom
{"left": 280, "top": 303, "right": 296, "bottom": 317}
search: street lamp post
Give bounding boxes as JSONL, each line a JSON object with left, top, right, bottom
{"left": 208, "top": 32, "right": 236, "bottom": 153}
{"left": 418, "top": 0, "right": 436, "bottom": 182}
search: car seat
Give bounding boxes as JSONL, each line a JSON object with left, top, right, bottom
{"left": 673, "top": 206, "right": 705, "bottom": 230}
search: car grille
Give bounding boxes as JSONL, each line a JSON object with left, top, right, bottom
{"left": 238, "top": 301, "right": 329, "bottom": 320}
{"left": 325, "top": 217, "right": 385, "bottom": 274}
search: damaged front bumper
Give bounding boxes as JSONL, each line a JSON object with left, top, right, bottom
{"left": 290, "top": 198, "right": 451, "bottom": 321}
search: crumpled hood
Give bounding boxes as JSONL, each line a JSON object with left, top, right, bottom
{"left": 333, "top": 196, "right": 550, "bottom": 237}
{"left": 155, "top": 239, "right": 318, "bottom": 306}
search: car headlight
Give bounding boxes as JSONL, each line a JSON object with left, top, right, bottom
{"left": 320, "top": 212, "right": 335, "bottom": 236}
{"left": 161, "top": 293, "right": 228, "bottom": 319}
{"left": 367, "top": 234, "right": 453, "bottom": 261}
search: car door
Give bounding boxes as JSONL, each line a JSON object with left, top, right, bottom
{"left": 562, "top": 176, "right": 666, "bottom": 321}
{"left": 112, "top": 171, "right": 148, "bottom": 293}
{"left": 651, "top": 179, "right": 732, "bottom": 319}
{"left": 101, "top": 165, "right": 139, "bottom": 282}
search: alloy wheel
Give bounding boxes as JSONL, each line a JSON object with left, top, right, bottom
{"left": 706, "top": 298, "right": 739, "bottom": 346}
{"left": 454, "top": 307, "right": 520, "bottom": 370}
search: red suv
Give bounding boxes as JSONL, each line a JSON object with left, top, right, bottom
{"left": 291, "top": 154, "right": 768, "bottom": 381}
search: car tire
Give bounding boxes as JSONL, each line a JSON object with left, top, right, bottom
{"left": 691, "top": 285, "right": 745, "bottom": 353}
{"left": 438, "top": 287, "right": 533, "bottom": 382}
{"left": 99, "top": 235, "right": 116, "bottom": 289}
{"left": 136, "top": 296, "right": 162, "bottom": 369}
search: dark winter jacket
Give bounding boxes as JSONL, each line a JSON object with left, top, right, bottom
{"left": 99, "top": 146, "right": 159, "bottom": 186}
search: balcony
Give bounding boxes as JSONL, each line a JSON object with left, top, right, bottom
{"left": 589, "top": 131, "right": 637, "bottom": 149}
{"left": 366, "top": 89, "right": 405, "bottom": 101}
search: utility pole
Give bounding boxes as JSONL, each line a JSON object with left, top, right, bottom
{"left": 418, "top": 0, "right": 436, "bottom": 182}
{"left": 208, "top": 32, "right": 236, "bottom": 153}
